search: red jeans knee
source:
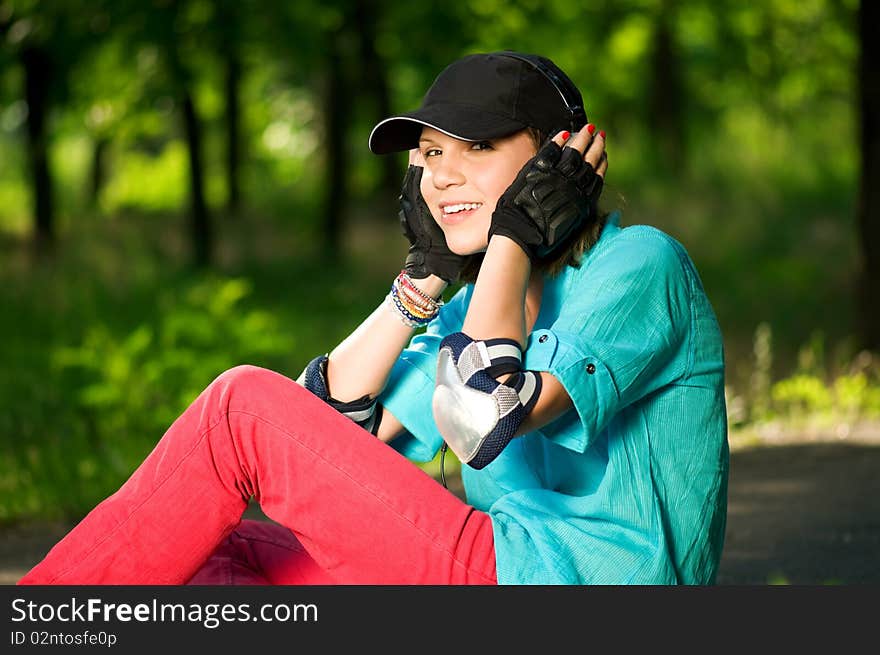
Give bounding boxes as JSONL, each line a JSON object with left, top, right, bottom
{"left": 20, "top": 365, "right": 497, "bottom": 585}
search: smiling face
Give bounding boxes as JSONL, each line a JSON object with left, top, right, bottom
{"left": 418, "top": 127, "right": 537, "bottom": 255}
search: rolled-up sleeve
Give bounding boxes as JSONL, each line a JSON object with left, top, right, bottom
{"left": 378, "top": 285, "right": 471, "bottom": 462}
{"left": 525, "top": 229, "right": 693, "bottom": 454}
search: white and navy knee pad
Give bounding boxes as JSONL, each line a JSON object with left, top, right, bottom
{"left": 296, "top": 355, "right": 383, "bottom": 436}
{"left": 432, "top": 332, "right": 542, "bottom": 469}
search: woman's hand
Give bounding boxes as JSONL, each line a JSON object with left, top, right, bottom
{"left": 489, "top": 125, "right": 608, "bottom": 261}
{"left": 398, "top": 149, "right": 468, "bottom": 283}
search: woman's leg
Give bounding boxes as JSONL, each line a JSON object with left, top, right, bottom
{"left": 185, "top": 519, "right": 336, "bottom": 585}
{"left": 19, "top": 365, "right": 496, "bottom": 585}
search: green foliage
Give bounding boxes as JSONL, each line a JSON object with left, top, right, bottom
{"left": 727, "top": 322, "right": 880, "bottom": 438}
{"left": 0, "top": 272, "right": 296, "bottom": 522}
{"left": 100, "top": 141, "right": 189, "bottom": 212}
{"left": 52, "top": 276, "right": 291, "bottom": 442}
{"left": 771, "top": 374, "right": 834, "bottom": 415}
{"left": 770, "top": 367, "right": 880, "bottom": 424}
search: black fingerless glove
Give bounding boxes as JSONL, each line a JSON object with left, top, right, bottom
{"left": 399, "top": 165, "right": 468, "bottom": 283}
{"left": 489, "top": 139, "right": 603, "bottom": 260}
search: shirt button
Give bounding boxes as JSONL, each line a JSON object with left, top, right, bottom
{"left": 586, "top": 363, "right": 596, "bottom": 374}
{"left": 538, "top": 334, "right": 548, "bottom": 343}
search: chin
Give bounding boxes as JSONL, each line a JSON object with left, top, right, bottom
{"left": 448, "top": 240, "right": 488, "bottom": 257}
{"left": 443, "top": 229, "right": 488, "bottom": 256}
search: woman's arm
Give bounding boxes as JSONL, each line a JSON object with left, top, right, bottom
{"left": 325, "top": 274, "right": 446, "bottom": 403}
{"left": 326, "top": 281, "right": 444, "bottom": 445}
{"left": 315, "top": 150, "right": 464, "bottom": 443}
{"left": 461, "top": 236, "right": 531, "bottom": 348}
{"left": 462, "top": 236, "right": 574, "bottom": 436}
{"left": 515, "top": 372, "right": 573, "bottom": 436}
{"left": 457, "top": 126, "right": 607, "bottom": 439}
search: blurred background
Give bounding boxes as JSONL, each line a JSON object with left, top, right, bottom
{"left": 0, "top": 0, "right": 877, "bottom": 527}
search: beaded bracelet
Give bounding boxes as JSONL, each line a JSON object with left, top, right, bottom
{"left": 391, "top": 281, "right": 434, "bottom": 323}
{"left": 386, "top": 271, "right": 443, "bottom": 328}
{"left": 398, "top": 284, "right": 435, "bottom": 314}
{"left": 397, "top": 271, "right": 444, "bottom": 309}
{"left": 385, "top": 292, "right": 428, "bottom": 328}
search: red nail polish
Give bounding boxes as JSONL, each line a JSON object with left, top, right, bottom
{"left": 599, "top": 130, "right": 606, "bottom": 139}
{"left": 587, "top": 124, "right": 596, "bottom": 134}
{"left": 561, "top": 131, "right": 571, "bottom": 141}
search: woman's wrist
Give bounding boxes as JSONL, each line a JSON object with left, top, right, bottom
{"left": 385, "top": 270, "right": 446, "bottom": 330}
{"left": 408, "top": 273, "right": 448, "bottom": 300}
{"left": 461, "top": 234, "right": 531, "bottom": 345}
{"left": 484, "top": 233, "right": 533, "bottom": 274}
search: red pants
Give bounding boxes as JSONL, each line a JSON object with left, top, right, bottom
{"left": 18, "top": 366, "right": 497, "bottom": 585}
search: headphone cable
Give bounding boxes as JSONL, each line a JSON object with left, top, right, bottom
{"left": 440, "top": 442, "right": 448, "bottom": 488}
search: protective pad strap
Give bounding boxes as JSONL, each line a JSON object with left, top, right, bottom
{"left": 432, "top": 332, "right": 542, "bottom": 470}
{"left": 505, "top": 370, "right": 543, "bottom": 414}
{"left": 296, "top": 355, "right": 383, "bottom": 436}
{"left": 480, "top": 337, "right": 524, "bottom": 378}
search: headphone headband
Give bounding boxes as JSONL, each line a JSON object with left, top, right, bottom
{"left": 497, "top": 52, "right": 588, "bottom": 134}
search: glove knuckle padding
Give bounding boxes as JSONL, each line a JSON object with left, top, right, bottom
{"left": 490, "top": 138, "right": 604, "bottom": 259}
{"left": 557, "top": 146, "right": 583, "bottom": 177}
{"left": 535, "top": 141, "right": 562, "bottom": 169}
{"left": 432, "top": 332, "right": 541, "bottom": 470}
{"left": 574, "top": 163, "right": 597, "bottom": 196}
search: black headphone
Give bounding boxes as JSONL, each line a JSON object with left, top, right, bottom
{"left": 496, "top": 51, "right": 588, "bottom": 134}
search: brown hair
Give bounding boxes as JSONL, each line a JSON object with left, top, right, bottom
{"left": 458, "top": 127, "right": 608, "bottom": 284}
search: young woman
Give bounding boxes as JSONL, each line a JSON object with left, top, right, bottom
{"left": 19, "top": 51, "right": 728, "bottom": 586}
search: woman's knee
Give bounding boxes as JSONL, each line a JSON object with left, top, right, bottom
{"left": 214, "top": 364, "right": 275, "bottom": 388}
{"left": 211, "top": 365, "right": 299, "bottom": 398}
{"left": 208, "top": 364, "right": 314, "bottom": 414}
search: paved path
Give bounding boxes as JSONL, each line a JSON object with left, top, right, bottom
{"left": 717, "top": 440, "right": 880, "bottom": 584}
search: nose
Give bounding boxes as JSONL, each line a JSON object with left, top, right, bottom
{"left": 431, "top": 153, "right": 466, "bottom": 189}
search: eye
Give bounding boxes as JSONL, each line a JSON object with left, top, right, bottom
{"left": 423, "top": 147, "right": 441, "bottom": 158}
{"left": 471, "top": 141, "right": 493, "bottom": 151}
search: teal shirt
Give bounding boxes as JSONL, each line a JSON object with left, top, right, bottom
{"left": 378, "top": 215, "right": 729, "bottom": 584}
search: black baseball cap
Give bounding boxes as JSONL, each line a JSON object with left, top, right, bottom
{"left": 368, "top": 51, "right": 587, "bottom": 154}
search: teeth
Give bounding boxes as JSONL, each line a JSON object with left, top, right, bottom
{"left": 443, "top": 202, "right": 482, "bottom": 214}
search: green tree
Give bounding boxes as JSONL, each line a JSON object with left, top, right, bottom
{"left": 1, "top": 0, "right": 106, "bottom": 252}
{"left": 857, "top": 0, "right": 880, "bottom": 351}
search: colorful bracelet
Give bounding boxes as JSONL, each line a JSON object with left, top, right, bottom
{"left": 386, "top": 271, "right": 443, "bottom": 328}
{"left": 397, "top": 271, "right": 444, "bottom": 308}
{"left": 385, "top": 292, "right": 428, "bottom": 328}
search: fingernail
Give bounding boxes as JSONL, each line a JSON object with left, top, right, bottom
{"left": 560, "top": 131, "right": 571, "bottom": 141}
{"left": 599, "top": 130, "right": 606, "bottom": 139}
{"left": 587, "top": 124, "right": 596, "bottom": 134}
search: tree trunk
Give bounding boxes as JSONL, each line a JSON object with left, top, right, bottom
{"left": 21, "top": 46, "right": 54, "bottom": 252}
{"left": 321, "top": 31, "right": 346, "bottom": 254}
{"left": 89, "top": 137, "right": 108, "bottom": 208}
{"left": 858, "top": 0, "right": 880, "bottom": 351}
{"left": 353, "top": 0, "right": 400, "bottom": 202}
{"left": 182, "top": 91, "right": 213, "bottom": 268}
{"left": 647, "top": 1, "right": 684, "bottom": 171}
{"left": 224, "top": 42, "right": 242, "bottom": 215}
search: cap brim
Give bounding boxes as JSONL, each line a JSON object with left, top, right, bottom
{"left": 368, "top": 103, "right": 527, "bottom": 154}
